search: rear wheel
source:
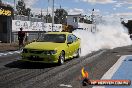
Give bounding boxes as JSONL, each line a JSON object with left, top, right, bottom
{"left": 58, "top": 51, "right": 65, "bottom": 65}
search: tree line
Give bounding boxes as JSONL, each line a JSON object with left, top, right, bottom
{"left": 0, "top": 0, "right": 93, "bottom": 24}
{"left": 15, "top": 0, "right": 68, "bottom": 24}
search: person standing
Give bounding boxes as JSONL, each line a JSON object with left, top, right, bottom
{"left": 25, "top": 32, "right": 29, "bottom": 43}
{"left": 18, "top": 27, "right": 25, "bottom": 49}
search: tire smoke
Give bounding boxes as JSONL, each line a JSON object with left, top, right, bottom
{"left": 73, "top": 17, "right": 132, "bottom": 56}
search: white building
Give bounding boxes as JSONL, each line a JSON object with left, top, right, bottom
{"left": 66, "top": 14, "right": 97, "bottom": 32}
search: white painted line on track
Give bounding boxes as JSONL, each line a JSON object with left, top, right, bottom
{"left": 60, "top": 84, "right": 72, "bottom": 87}
{"left": 92, "top": 55, "right": 130, "bottom": 88}
{"left": 0, "top": 53, "right": 4, "bottom": 55}
{"left": 8, "top": 52, "right": 13, "bottom": 54}
{"left": 3, "top": 54, "right": 7, "bottom": 55}
{"left": 14, "top": 51, "right": 21, "bottom": 53}
{"left": 101, "top": 55, "right": 127, "bottom": 79}
{"left": 0, "top": 53, "right": 4, "bottom": 56}
{"left": 0, "top": 50, "right": 21, "bottom": 57}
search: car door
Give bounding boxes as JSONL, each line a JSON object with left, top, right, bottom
{"left": 66, "top": 34, "right": 74, "bottom": 58}
{"left": 70, "top": 34, "right": 80, "bottom": 55}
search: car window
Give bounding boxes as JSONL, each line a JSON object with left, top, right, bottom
{"left": 70, "top": 34, "right": 77, "bottom": 42}
{"left": 67, "top": 35, "right": 73, "bottom": 43}
{"left": 38, "top": 34, "right": 66, "bottom": 43}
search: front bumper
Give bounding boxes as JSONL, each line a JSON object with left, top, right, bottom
{"left": 21, "top": 53, "right": 59, "bottom": 63}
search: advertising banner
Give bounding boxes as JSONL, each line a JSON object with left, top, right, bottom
{"left": 0, "top": 6, "right": 13, "bottom": 16}
{"left": 12, "top": 20, "right": 62, "bottom": 32}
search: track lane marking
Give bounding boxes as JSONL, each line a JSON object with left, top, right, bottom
{"left": 0, "top": 51, "right": 21, "bottom": 57}
{"left": 60, "top": 84, "right": 72, "bottom": 87}
{"left": 101, "top": 55, "right": 127, "bottom": 79}
{"left": 92, "top": 55, "right": 130, "bottom": 88}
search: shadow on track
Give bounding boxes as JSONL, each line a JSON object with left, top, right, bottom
{"left": 4, "top": 60, "right": 58, "bottom": 69}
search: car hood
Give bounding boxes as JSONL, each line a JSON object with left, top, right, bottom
{"left": 25, "top": 42, "right": 65, "bottom": 50}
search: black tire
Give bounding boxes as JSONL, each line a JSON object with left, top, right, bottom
{"left": 76, "top": 48, "right": 81, "bottom": 58}
{"left": 58, "top": 51, "right": 65, "bottom": 65}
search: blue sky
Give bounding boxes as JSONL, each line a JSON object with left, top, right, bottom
{"left": 2, "top": 0, "right": 132, "bottom": 19}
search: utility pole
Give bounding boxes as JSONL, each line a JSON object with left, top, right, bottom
{"left": 41, "top": 9, "right": 43, "bottom": 20}
{"left": 52, "top": 0, "right": 54, "bottom": 31}
{"left": 10, "top": 0, "right": 16, "bottom": 43}
{"left": 46, "top": 8, "right": 48, "bottom": 23}
{"left": 91, "top": 9, "right": 94, "bottom": 24}
{"left": 0, "top": 0, "right": 2, "bottom": 4}
{"left": 47, "top": 0, "right": 49, "bottom": 23}
{"left": 91, "top": 9, "right": 96, "bottom": 33}
{"left": 14, "top": 0, "right": 16, "bottom": 10}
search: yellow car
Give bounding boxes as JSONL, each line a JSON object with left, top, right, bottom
{"left": 21, "top": 32, "right": 81, "bottom": 65}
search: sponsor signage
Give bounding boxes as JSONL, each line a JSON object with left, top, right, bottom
{"left": 89, "top": 80, "right": 131, "bottom": 85}
{"left": 81, "top": 67, "right": 131, "bottom": 86}
{"left": 0, "top": 7, "right": 12, "bottom": 16}
{"left": 12, "top": 20, "right": 62, "bottom": 32}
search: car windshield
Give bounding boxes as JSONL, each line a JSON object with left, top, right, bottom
{"left": 37, "top": 34, "right": 66, "bottom": 43}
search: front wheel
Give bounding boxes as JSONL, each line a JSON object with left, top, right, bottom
{"left": 58, "top": 51, "right": 65, "bottom": 65}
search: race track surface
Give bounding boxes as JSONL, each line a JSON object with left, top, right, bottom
{"left": 0, "top": 45, "right": 132, "bottom": 88}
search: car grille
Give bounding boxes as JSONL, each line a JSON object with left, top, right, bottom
{"left": 29, "top": 50, "right": 44, "bottom": 54}
{"left": 29, "top": 50, "right": 51, "bottom": 55}
{"left": 28, "top": 56, "right": 44, "bottom": 61}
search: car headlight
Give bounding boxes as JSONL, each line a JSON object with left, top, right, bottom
{"left": 22, "top": 49, "right": 28, "bottom": 53}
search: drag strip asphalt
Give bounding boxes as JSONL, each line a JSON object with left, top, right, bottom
{"left": 0, "top": 45, "right": 132, "bottom": 88}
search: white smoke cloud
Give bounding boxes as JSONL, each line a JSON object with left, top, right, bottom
{"left": 73, "top": 16, "right": 132, "bottom": 56}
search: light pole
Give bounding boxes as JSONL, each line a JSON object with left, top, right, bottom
{"left": 91, "top": 9, "right": 94, "bottom": 24}
{"left": 46, "top": 0, "right": 49, "bottom": 23}
{"left": 52, "top": 0, "right": 54, "bottom": 31}
{"left": 14, "top": 0, "right": 16, "bottom": 10}
{"left": 10, "top": 0, "right": 16, "bottom": 43}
